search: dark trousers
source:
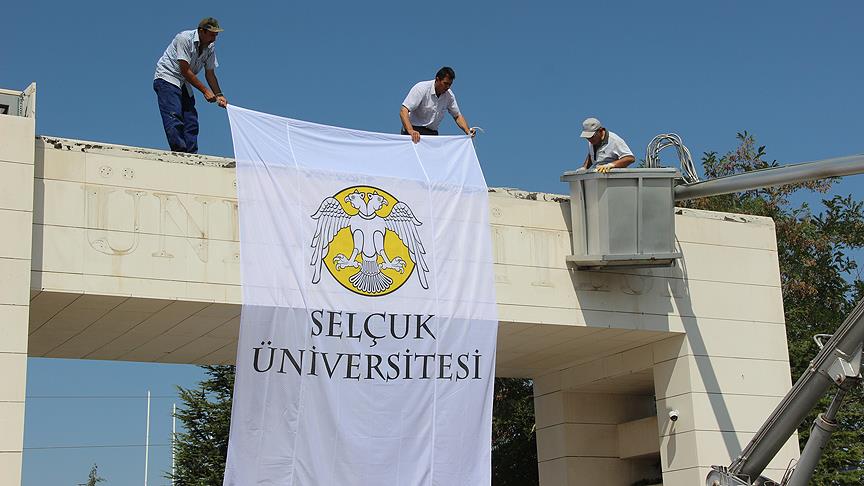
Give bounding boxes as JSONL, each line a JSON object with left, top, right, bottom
{"left": 153, "top": 78, "right": 199, "bottom": 153}
{"left": 401, "top": 125, "right": 439, "bottom": 136}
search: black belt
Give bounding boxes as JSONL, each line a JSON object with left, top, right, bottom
{"left": 401, "top": 125, "right": 438, "bottom": 136}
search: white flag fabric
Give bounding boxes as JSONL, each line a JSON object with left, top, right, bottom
{"left": 224, "top": 105, "right": 498, "bottom": 486}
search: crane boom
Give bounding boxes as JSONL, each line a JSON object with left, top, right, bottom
{"left": 707, "top": 298, "right": 864, "bottom": 485}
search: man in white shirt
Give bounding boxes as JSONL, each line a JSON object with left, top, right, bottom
{"left": 153, "top": 17, "right": 228, "bottom": 153}
{"left": 400, "top": 67, "right": 475, "bottom": 143}
{"left": 580, "top": 117, "right": 635, "bottom": 173}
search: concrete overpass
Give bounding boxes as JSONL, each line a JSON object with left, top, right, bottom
{"left": 1, "top": 86, "right": 798, "bottom": 485}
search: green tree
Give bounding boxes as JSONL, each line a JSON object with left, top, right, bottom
{"left": 168, "top": 365, "right": 235, "bottom": 486}
{"left": 492, "top": 378, "right": 538, "bottom": 486}
{"left": 681, "top": 132, "right": 864, "bottom": 484}
{"left": 78, "top": 463, "right": 105, "bottom": 486}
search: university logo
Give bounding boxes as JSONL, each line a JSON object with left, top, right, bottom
{"left": 310, "top": 186, "right": 429, "bottom": 296}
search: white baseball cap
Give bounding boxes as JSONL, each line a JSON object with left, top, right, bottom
{"left": 580, "top": 117, "right": 602, "bottom": 138}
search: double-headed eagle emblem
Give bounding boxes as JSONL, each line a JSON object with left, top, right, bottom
{"left": 310, "top": 188, "right": 429, "bottom": 295}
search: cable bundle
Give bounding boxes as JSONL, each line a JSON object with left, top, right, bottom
{"left": 645, "top": 133, "right": 700, "bottom": 183}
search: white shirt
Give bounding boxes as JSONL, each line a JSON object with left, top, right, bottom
{"left": 401, "top": 80, "right": 461, "bottom": 131}
{"left": 154, "top": 30, "right": 219, "bottom": 97}
{"left": 587, "top": 131, "right": 633, "bottom": 166}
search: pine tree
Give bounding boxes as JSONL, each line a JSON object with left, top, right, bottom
{"left": 168, "top": 365, "right": 235, "bottom": 486}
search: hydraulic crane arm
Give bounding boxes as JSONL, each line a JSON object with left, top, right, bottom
{"left": 706, "top": 297, "right": 864, "bottom": 485}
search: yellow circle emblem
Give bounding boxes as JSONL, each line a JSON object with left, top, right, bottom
{"left": 321, "top": 186, "right": 416, "bottom": 296}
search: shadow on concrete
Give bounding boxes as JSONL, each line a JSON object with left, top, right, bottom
{"left": 667, "top": 233, "right": 742, "bottom": 461}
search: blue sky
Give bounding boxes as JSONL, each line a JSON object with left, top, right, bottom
{"left": 3, "top": 1, "right": 864, "bottom": 484}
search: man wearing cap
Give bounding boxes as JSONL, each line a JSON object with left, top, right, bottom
{"left": 400, "top": 67, "right": 475, "bottom": 143}
{"left": 580, "top": 118, "right": 635, "bottom": 173}
{"left": 153, "top": 17, "right": 228, "bottom": 154}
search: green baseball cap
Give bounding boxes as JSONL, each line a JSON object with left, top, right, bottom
{"left": 198, "top": 17, "right": 224, "bottom": 33}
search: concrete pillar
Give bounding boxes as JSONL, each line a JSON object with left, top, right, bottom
{"left": 0, "top": 87, "right": 36, "bottom": 486}
{"left": 653, "top": 327, "right": 801, "bottom": 484}
{"left": 533, "top": 373, "right": 659, "bottom": 486}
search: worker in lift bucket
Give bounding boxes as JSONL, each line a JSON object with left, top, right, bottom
{"left": 580, "top": 118, "right": 635, "bottom": 173}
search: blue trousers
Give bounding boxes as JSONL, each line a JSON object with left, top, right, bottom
{"left": 153, "top": 78, "right": 199, "bottom": 153}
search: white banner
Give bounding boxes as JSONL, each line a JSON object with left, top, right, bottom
{"left": 224, "top": 106, "right": 498, "bottom": 486}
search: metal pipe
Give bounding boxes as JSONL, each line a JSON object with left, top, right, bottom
{"left": 172, "top": 402, "right": 176, "bottom": 486}
{"left": 144, "top": 390, "right": 151, "bottom": 486}
{"left": 674, "top": 155, "right": 864, "bottom": 201}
